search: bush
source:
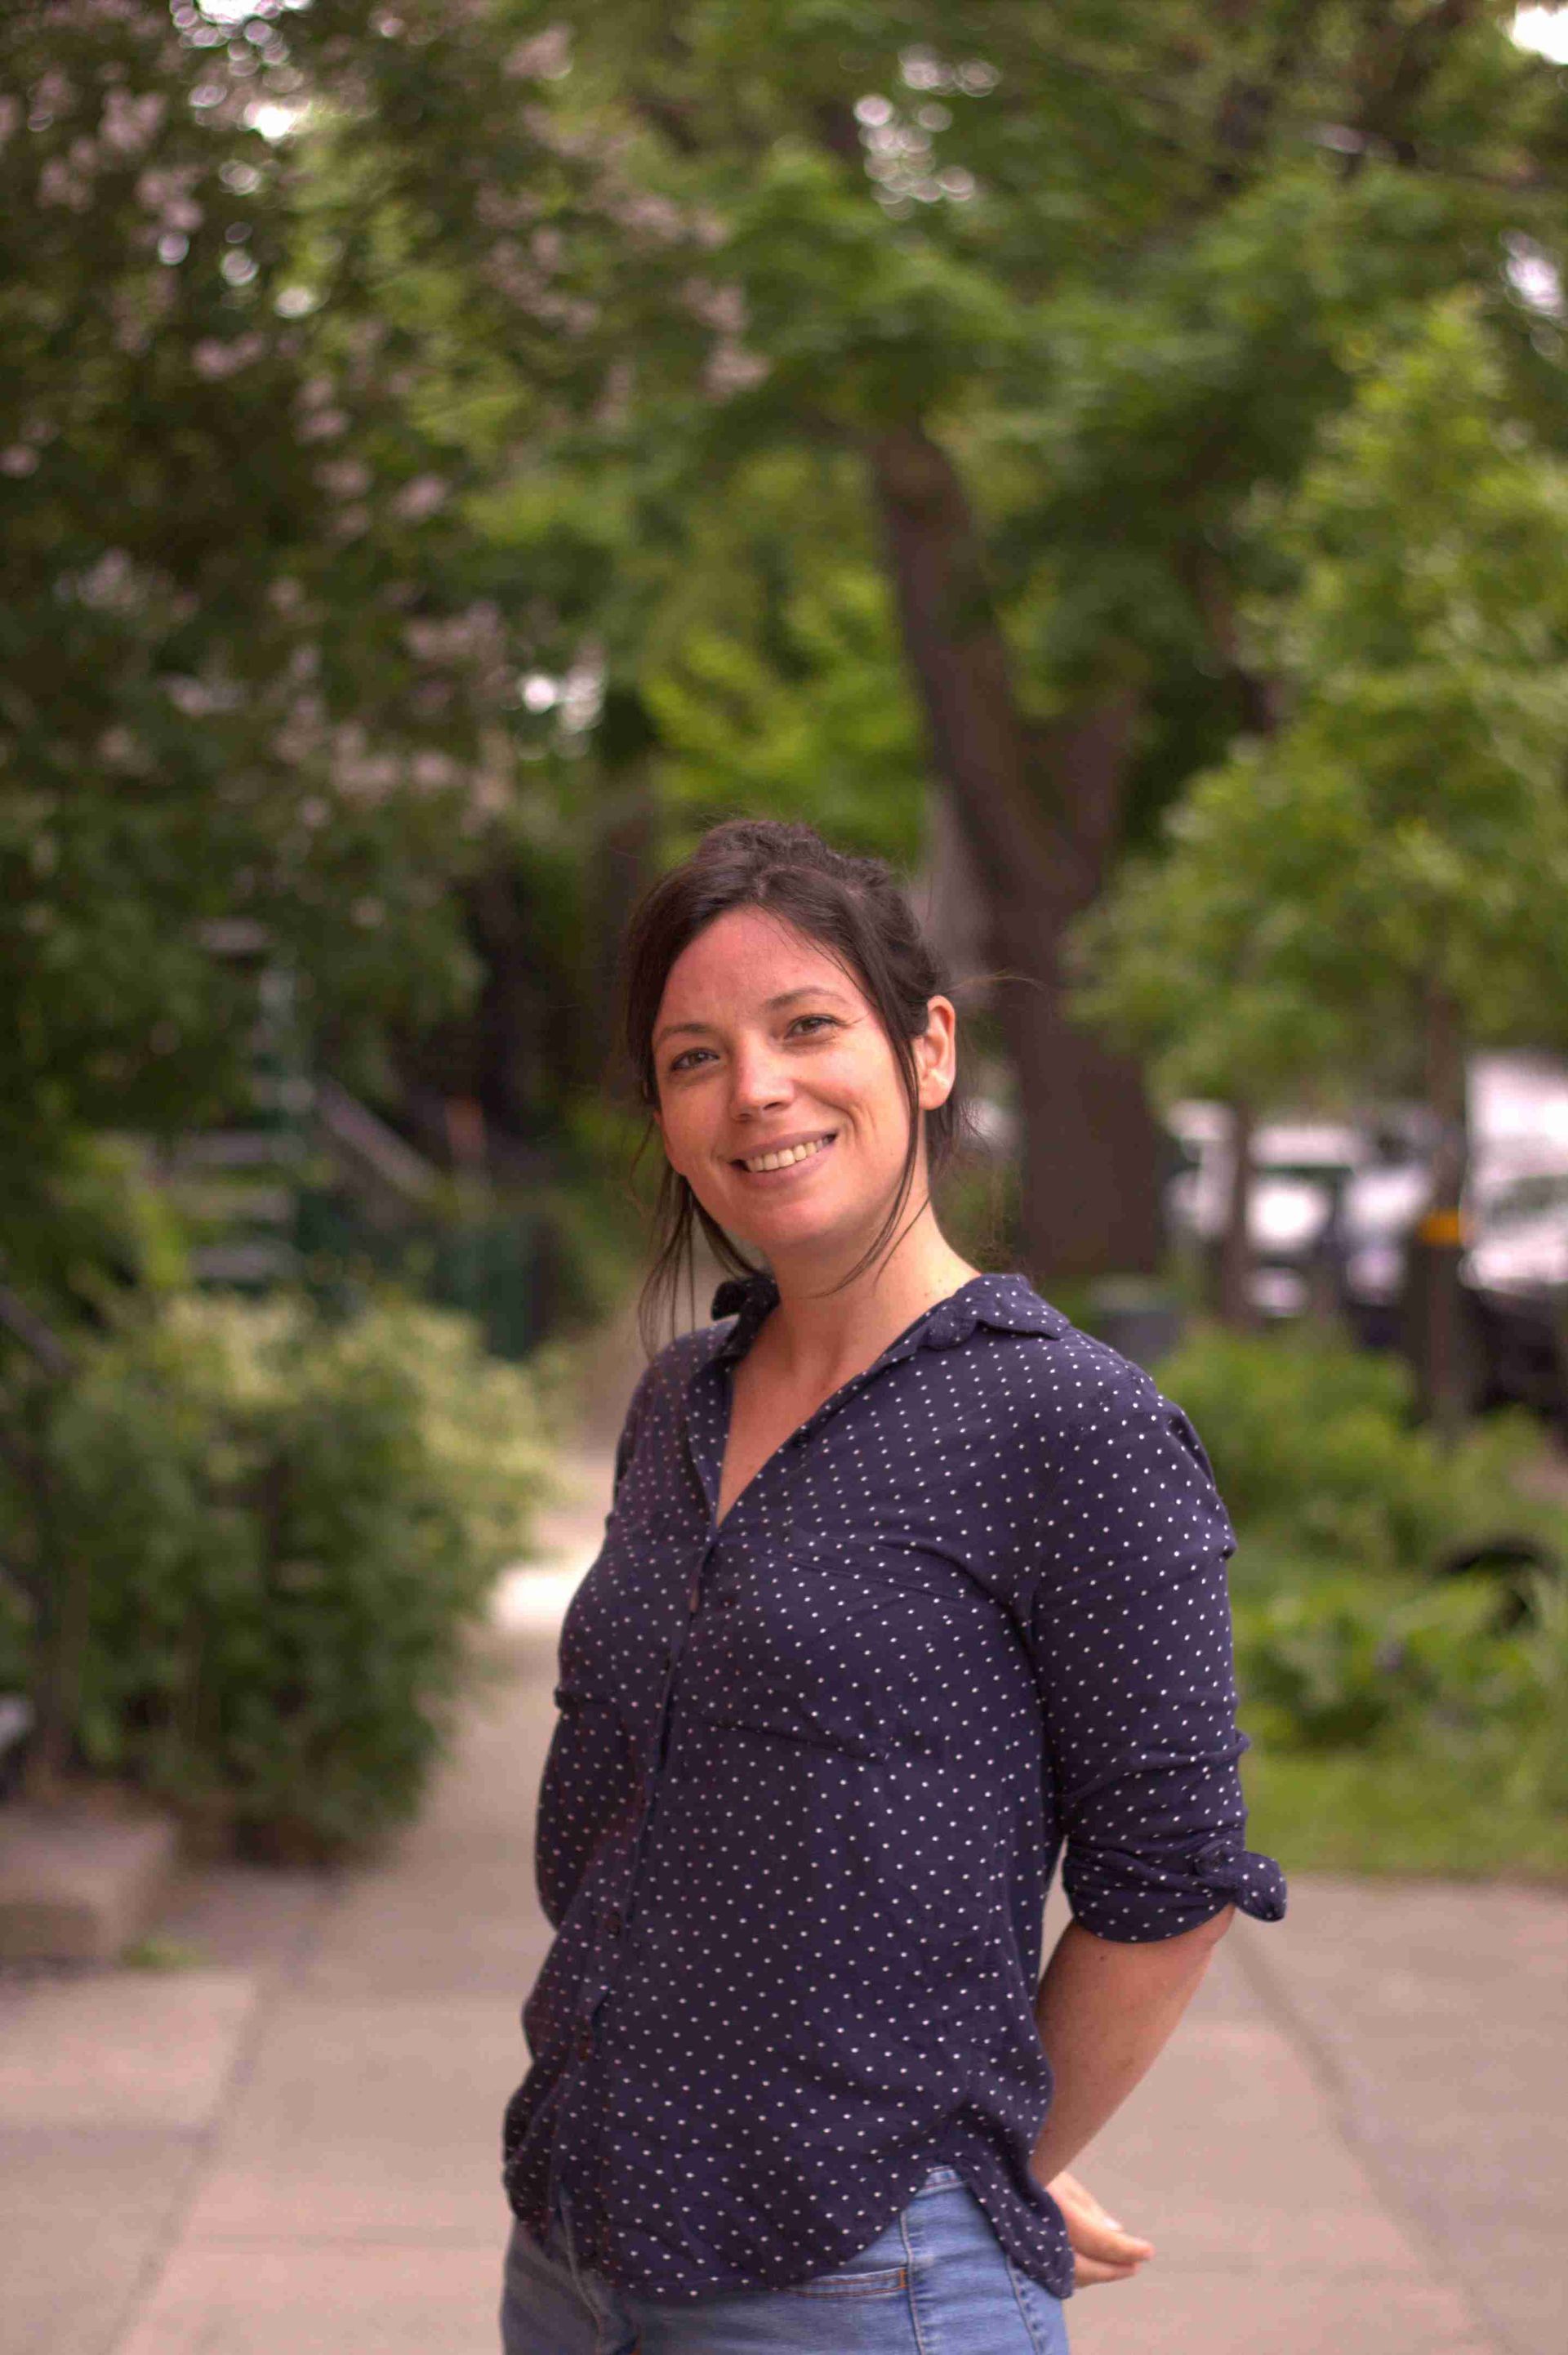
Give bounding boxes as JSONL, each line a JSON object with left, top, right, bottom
{"left": 1152, "top": 1326, "right": 1568, "bottom": 1864}
{"left": 1151, "top": 1323, "right": 1561, "bottom": 1578}
{"left": 1234, "top": 1570, "right": 1568, "bottom": 1816}
{"left": 5, "top": 1290, "right": 558, "bottom": 1857}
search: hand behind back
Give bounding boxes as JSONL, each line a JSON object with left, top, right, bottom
{"left": 1045, "top": 2169, "right": 1155, "bottom": 2287}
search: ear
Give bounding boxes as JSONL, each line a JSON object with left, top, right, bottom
{"left": 915, "top": 995, "right": 959, "bottom": 1112}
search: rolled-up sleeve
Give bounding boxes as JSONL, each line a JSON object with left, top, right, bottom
{"left": 1023, "top": 1360, "right": 1287, "bottom": 1942}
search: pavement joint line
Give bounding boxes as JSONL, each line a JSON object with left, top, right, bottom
{"left": 1227, "top": 1909, "right": 1512, "bottom": 2355}
{"left": 105, "top": 1866, "right": 343, "bottom": 2355}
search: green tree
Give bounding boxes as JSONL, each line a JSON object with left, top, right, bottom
{"left": 0, "top": 0, "right": 590, "bottom": 1299}
{"left": 334, "top": 0, "right": 1568, "bottom": 1280}
{"left": 13, "top": 2, "right": 1568, "bottom": 1307}
{"left": 1074, "top": 293, "right": 1568, "bottom": 1409}
{"left": 1067, "top": 752, "right": 1362, "bottom": 1324}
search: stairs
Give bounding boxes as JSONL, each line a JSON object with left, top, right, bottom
{"left": 157, "top": 922, "right": 313, "bottom": 1287}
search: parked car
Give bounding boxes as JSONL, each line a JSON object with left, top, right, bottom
{"left": 1165, "top": 1104, "right": 1363, "bottom": 1320}
{"left": 1338, "top": 1118, "right": 1439, "bottom": 1347}
{"left": 1461, "top": 1160, "right": 1568, "bottom": 1421}
{"left": 1339, "top": 1055, "right": 1568, "bottom": 1363}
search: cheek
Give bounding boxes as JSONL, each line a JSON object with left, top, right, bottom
{"left": 657, "top": 1099, "right": 708, "bottom": 1179}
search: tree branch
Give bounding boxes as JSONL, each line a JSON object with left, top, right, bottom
{"left": 1349, "top": 0, "right": 1482, "bottom": 168}
{"left": 1209, "top": 0, "right": 1336, "bottom": 192}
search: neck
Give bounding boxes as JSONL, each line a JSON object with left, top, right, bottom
{"left": 755, "top": 1198, "right": 979, "bottom": 1391}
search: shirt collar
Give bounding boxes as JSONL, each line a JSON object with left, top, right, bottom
{"left": 708, "top": 1266, "right": 1067, "bottom": 1370}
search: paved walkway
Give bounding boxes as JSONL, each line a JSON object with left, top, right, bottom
{"left": 2, "top": 1433, "right": 1563, "bottom": 2355}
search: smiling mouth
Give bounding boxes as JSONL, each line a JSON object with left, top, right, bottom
{"left": 732, "top": 1131, "right": 837, "bottom": 1175}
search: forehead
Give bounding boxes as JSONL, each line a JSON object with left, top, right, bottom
{"left": 657, "top": 907, "right": 863, "bottom": 1018}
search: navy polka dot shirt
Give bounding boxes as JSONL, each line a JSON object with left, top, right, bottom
{"left": 501, "top": 1268, "right": 1287, "bottom": 2304}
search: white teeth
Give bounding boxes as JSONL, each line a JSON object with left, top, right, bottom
{"left": 741, "top": 1135, "right": 832, "bottom": 1174}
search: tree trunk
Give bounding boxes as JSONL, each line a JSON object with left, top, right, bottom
{"left": 464, "top": 863, "right": 552, "bottom": 1142}
{"left": 589, "top": 752, "right": 659, "bottom": 1105}
{"left": 1217, "top": 1099, "right": 1257, "bottom": 1330}
{"left": 1410, "top": 976, "right": 1474, "bottom": 1437}
{"left": 866, "top": 420, "right": 1164, "bottom": 1283}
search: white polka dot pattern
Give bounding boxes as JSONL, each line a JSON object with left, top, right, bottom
{"left": 501, "top": 1269, "right": 1287, "bottom": 2306}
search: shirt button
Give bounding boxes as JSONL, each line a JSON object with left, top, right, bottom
{"left": 576, "top": 2024, "right": 593, "bottom": 2061}
{"left": 605, "top": 1907, "right": 623, "bottom": 1938}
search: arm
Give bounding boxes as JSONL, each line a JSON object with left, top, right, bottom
{"left": 1018, "top": 1357, "right": 1288, "bottom": 2282}
{"left": 1030, "top": 1907, "right": 1232, "bottom": 2188}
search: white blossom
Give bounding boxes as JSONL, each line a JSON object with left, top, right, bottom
{"left": 100, "top": 88, "right": 166, "bottom": 154}
{"left": 505, "top": 26, "right": 572, "bottom": 79}
{"left": 30, "top": 69, "right": 78, "bottom": 121}
{"left": 297, "top": 405, "right": 348, "bottom": 440}
{"left": 38, "top": 154, "right": 95, "bottom": 209}
{"left": 192, "top": 330, "right": 267, "bottom": 378}
{"left": 163, "top": 673, "right": 243, "bottom": 715}
{"left": 679, "top": 276, "right": 747, "bottom": 333}
{"left": 316, "top": 457, "right": 372, "bottom": 497}
{"left": 411, "top": 749, "right": 459, "bottom": 788}
{"left": 391, "top": 474, "right": 448, "bottom": 521}
{"left": 75, "top": 548, "right": 140, "bottom": 609}
{"left": 703, "top": 339, "right": 772, "bottom": 399}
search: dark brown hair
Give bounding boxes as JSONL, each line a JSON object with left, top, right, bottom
{"left": 620, "top": 818, "right": 977, "bottom": 1355}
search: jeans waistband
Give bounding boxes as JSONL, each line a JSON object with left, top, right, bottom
{"left": 547, "top": 2161, "right": 964, "bottom": 2263}
{"left": 914, "top": 2163, "right": 964, "bottom": 2197}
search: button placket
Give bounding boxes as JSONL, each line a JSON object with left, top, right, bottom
{"left": 604, "top": 1543, "right": 713, "bottom": 1979}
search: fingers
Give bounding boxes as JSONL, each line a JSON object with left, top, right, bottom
{"left": 1067, "top": 2210, "right": 1155, "bottom": 2289}
{"left": 1046, "top": 2170, "right": 1155, "bottom": 2284}
{"left": 1071, "top": 2215, "right": 1155, "bottom": 2264}
{"left": 1072, "top": 2255, "right": 1146, "bottom": 2287}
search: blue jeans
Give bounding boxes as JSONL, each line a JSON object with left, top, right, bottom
{"left": 499, "top": 2165, "right": 1071, "bottom": 2353}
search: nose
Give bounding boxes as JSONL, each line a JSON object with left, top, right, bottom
{"left": 727, "top": 1034, "right": 792, "bottom": 1121}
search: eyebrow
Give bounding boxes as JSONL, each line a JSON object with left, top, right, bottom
{"left": 653, "top": 985, "right": 853, "bottom": 1052}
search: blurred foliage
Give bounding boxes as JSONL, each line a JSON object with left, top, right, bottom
{"left": 1234, "top": 1571, "right": 1563, "bottom": 1760}
{"left": 1242, "top": 1732, "right": 1568, "bottom": 1878}
{"left": 0, "top": 2, "right": 524, "bottom": 1215}
{"left": 933, "top": 1149, "right": 1022, "bottom": 1278}
{"left": 0, "top": 1291, "right": 559, "bottom": 1856}
{"left": 1, "top": 1133, "right": 194, "bottom": 1327}
{"left": 1233, "top": 1569, "right": 1568, "bottom": 1868}
{"left": 1071, "top": 294, "right": 1568, "bottom": 1106}
{"left": 1153, "top": 1322, "right": 1566, "bottom": 1577}
{"left": 643, "top": 452, "right": 925, "bottom": 865}
{"left": 16, "top": 2, "right": 1568, "bottom": 1873}
{"left": 11, "top": 4, "right": 1568, "bottom": 1290}
{"left": 1154, "top": 1321, "right": 1568, "bottom": 1869}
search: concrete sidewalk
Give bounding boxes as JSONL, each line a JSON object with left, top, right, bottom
{"left": 2, "top": 1447, "right": 1562, "bottom": 2355}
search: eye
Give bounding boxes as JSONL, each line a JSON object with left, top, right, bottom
{"left": 663, "top": 1014, "right": 838, "bottom": 1076}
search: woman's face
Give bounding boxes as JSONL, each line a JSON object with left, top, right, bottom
{"left": 650, "top": 906, "right": 956, "bottom": 1264}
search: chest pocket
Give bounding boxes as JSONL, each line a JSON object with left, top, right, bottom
{"left": 680, "top": 1566, "right": 954, "bottom": 1761}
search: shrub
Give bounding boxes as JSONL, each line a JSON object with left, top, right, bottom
{"left": 1152, "top": 1323, "right": 1561, "bottom": 1577}
{"left": 7, "top": 1290, "right": 557, "bottom": 1857}
{"left": 1234, "top": 1570, "right": 1568, "bottom": 1815}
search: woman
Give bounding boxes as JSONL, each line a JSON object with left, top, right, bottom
{"left": 500, "top": 818, "right": 1287, "bottom": 2354}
